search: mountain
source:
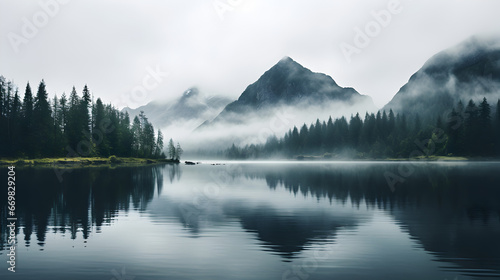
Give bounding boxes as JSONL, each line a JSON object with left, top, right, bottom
{"left": 201, "top": 57, "right": 376, "bottom": 127}
{"left": 384, "top": 36, "right": 500, "bottom": 118}
{"left": 122, "top": 88, "right": 231, "bottom": 129}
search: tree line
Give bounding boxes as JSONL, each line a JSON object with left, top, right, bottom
{"left": 0, "top": 76, "right": 182, "bottom": 159}
{"left": 225, "top": 97, "right": 500, "bottom": 159}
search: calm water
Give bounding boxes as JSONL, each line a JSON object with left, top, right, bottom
{"left": 1, "top": 161, "right": 500, "bottom": 280}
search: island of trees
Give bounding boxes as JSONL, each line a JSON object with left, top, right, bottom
{"left": 0, "top": 76, "right": 182, "bottom": 161}
{"left": 225, "top": 98, "right": 500, "bottom": 159}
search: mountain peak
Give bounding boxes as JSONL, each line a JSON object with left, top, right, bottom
{"left": 201, "top": 57, "right": 375, "bottom": 127}
{"left": 272, "top": 56, "right": 304, "bottom": 72}
{"left": 278, "top": 56, "right": 294, "bottom": 63}
{"left": 181, "top": 87, "right": 200, "bottom": 98}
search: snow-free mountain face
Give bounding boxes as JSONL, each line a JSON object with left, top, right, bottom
{"left": 384, "top": 36, "right": 500, "bottom": 119}
{"left": 122, "top": 88, "right": 231, "bottom": 130}
{"left": 203, "top": 57, "right": 376, "bottom": 127}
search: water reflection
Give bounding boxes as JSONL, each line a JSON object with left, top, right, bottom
{"left": 1, "top": 162, "right": 499, "bottom": 279}
{"left": 241, "top": 163, "right": 500, "bottom": 276}
{"left": 0, "top": 164, "right": 174, "bottom": 250}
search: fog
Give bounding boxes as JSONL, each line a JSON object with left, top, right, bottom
{"left": 160, "top": 97, "right": 376, "bottom": 156}
{"left": 383, "top": 35, "right": 500, "bottom": 117}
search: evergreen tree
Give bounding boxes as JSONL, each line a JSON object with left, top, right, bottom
{"left": 464, "top": 99, "right": 479, "bottom": 155}
{"left": 143, "top": 121, "right": 155, "bottom": 157}
{"left": 290, "top": 126, "right": 300, "bottom": 155}
{"left": 119, "top": 111, "right": 133, "bottom": 156}
{"left": 324, "top": 117, "right": 335, "bottom": 152}
{"left": 388, "top": 109, "right": 396, "bottom": 135}
{"left": 349, "top": 113, "right": 363, "bottom": 149}
{"left": 92, "top": 98, "right": 109, "bottom": 156}
{"left": 175, "top": 143, "right": 183, "bottom": 161}
{"left": 21, "top": 82, "right": 35, "bottom": 156}
{"left": 154, "top": 129, "right": 164, "bottom": 158}
{"left": 52, "top": 94, "right": 65, "bottom": 155}
{"left": 131, "top": 116, "right": 141, "bottom": 157}
{"left": 66, "top": 86, "right": 81, "bottom": 151}
{"left": 58, "top": 93, "right": 68, "bottom": 150}
{"left": 79, "top": 85, "right": 92, "bottom": 155}
{"left": 33, "top": 80, "right": 53, "bottom": 157}
{"left": 478, "top": 98, "right": 493, "bottom": 156}
{"left": 299, "top": 124, "right": 309, "bottom": 154}
{"left": 168, "top": 138, "right": 175, "bottom": 159}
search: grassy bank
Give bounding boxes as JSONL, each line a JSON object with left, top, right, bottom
{"left": 0, "top": 156, "right": 179, "bottom": 168}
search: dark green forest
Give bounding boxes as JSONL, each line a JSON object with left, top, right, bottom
{"left": 0, "top": 76, "right": 177, "bottom": 159}
{"left": 225, "top": 98, "right": 500, "bottom": 159}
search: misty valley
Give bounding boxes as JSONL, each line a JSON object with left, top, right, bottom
{"left": 2, "top": 36, "right": 500, "bottom": 161}
{"left": 1, "top": 29, "right": 500, "bottom": 280}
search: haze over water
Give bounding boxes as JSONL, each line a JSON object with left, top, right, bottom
{"left": 1, "top": 161, "right": 500, "bottom": 280}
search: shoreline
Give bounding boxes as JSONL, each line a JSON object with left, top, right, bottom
{"left": 0, "top": 157, "right": 179, "bottom": 168}
{"left": 4, "top": 156, "right": 499, "bottom": 168}
{"left": 191, "top": 155, "right": 500, "bottom": 162}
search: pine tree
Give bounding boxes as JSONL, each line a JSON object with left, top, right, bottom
{"left": 143, "top": 121, "right": 155, "bottom": 157}
{"left": 290, "top": 126, "right": 300, "bottom": 155}
{"left": 33, "top": 80, "right": 53, "bottom": 157}
{"left": 52, "top": 94, "right": 64, "bottom": 155}
{"left": 93, "top": 98, "right": 109, "bottom": 156}
{"left": 478, "top": 98, "right": 493, "bottom": 156}
{"left": 131, "top": 116, "right": 141, "bottom": 157}
{"left": 464, "top": 99, "right": 479, "bottom": 155}
{"left": 349, "top": 113, "right": 363, "bottom": 149}
{"left": 80, "top": 85, "right": 92, "bottom": 154}
{"left": 168, "top": 138, "right": 175, "bottom": 159}
{"left": 388, "top": 109, "right": 396, "bottom": 135}
{"left": 66, "top": 86, "right": 81, "bottom": 151}
{"left": 299, "top": 124, "right": 309, "bottom": 154}
{"left": 58, "top": 93, "right": 68, "bottom": 148}
{"left": 324, "top": 116, "right": 335, "bottom": 152}
{"left": 119, "top": 111, "right": 133, "bottom": 156}
{"left": 21, "top": 82, "right": 35, "bottom": 156}
{"left": 175, "top": 143, "right": 183, "bottom": 160}
{"left": 154, "top": 129, "right": 164, "bottom": 158}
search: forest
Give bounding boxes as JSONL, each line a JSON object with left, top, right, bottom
{"left": 225, "top": 98, "right": 500, "bottom": 159}
{"left": 0, "top": 76, "right": 181, "bottom": 160}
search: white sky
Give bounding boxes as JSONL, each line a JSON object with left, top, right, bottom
{"left": 1, "top": 0, "right": 499, "bottom": 109}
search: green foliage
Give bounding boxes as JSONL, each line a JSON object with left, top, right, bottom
{"left": 0, "top": 77, "right": 179, "bottom": 159}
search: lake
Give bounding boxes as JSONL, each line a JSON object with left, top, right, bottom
{"left": 1, "top": 161, "right": 500, "bottom": 279}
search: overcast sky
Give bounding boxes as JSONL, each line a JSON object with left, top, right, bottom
{"left": 1, "top": 0, "right": 500, "bottom": 109}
